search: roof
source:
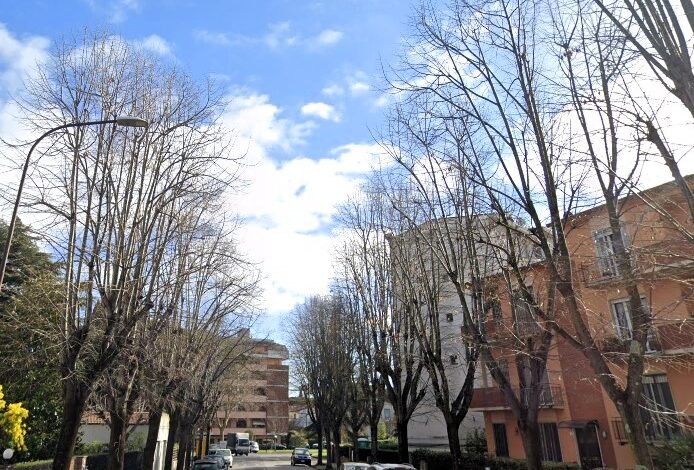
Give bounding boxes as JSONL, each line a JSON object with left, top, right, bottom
{"left": 568, "top": 174, "right": 694, "bottom": 222}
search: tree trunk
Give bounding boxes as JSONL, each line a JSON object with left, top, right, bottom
{"left": 51, "top": 380, "right": 89, "bottom": 470}
{"left": 316, "top": 426, "right": 324, "bottom": 465}
{"left": 142, "top": 410, "right": 163, "bottom": 470}
{"left": 107, "top": 410, "right": 127, "bottom": 470}
{"left": 622, "top": 400, "right": 654, "bottom": 469}
{"left": 517, "top": 419, "right": 543, "bottom": 470}
{"left": 370, "top": 418, "right": 379, "bottom": 462}
{"left": 333, "top": 426, "right": 342, "bottom": 467}
{"left": 326, "top": 426, "right": 333, "bottom": 469}
{"left": 445, "top": 421, "right": 463, "bottom": 470}
{"left": 395, "top": 415, "right": 409, "bottom": 463}
{"left": 175, "top": 437, "right": 186, "bottom": 470}
{"left": 176, "top": 425, "right": 191, "bottom": 470}
{"left": 164, "top": 411, "right": 179, "bottom": 470}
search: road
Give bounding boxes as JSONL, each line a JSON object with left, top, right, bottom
{"left": 231, "top": 452, "right": 315, "bottom": 470}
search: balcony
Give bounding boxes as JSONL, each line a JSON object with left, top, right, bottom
{"left": 610, "top": 414, "right": 694, "bottom": 444}
{"left": 598, "top": 321, "right": 694, "bottom": 356}
{"left": 580, "top": 237, "right": 694, "bottom": 288}
{"left": 470, "top": 385, "right": 564, "bottom": 411}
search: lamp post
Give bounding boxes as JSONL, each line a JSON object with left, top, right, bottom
{"left": 0, "top": 116, "right": 148, "bottom": 290}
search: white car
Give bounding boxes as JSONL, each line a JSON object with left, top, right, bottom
{"left": 207, "top": 448, "right": 233, "bottom": 468}
{"left": 249, "top": 441, "right": 259, "bottom": 453}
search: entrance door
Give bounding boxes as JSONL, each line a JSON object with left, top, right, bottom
{"left": 575, "top": 425, "right": 603, "bottom": 469}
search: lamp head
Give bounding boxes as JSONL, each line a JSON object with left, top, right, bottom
{"left": 115, "top": 116, "right": 148, "bottom": 128}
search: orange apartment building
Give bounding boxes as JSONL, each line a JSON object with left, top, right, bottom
{"left": 471, "top": 178, "right": 694, "bottom": 469}
{"left": 211, "top": 331, "right": 289, "bottom": 444}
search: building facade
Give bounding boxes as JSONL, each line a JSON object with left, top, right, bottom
{"left": 212, "top": 331, "right": 289, "bottom": 444}
{"left": 471, "top": 178, "right": 694, "bottom": 468}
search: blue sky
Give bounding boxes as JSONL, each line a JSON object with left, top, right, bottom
{"left": 0, "top": 0, "right": 418, "bottom": 343}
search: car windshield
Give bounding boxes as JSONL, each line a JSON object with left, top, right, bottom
{"left": 216, "top": 449, "right": 231, "bottom": 456}
{"left": 294, "top": 448, "right": 309, "bottom": 455}
{"left": 238, "top": 439, "right": 250, "bottom": 445}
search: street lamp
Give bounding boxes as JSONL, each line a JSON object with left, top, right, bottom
{"left": 0, "top": 116, "right": 149, "bottom": 290}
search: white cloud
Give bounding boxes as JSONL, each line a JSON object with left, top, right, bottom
{"left": 222, "top": 90, "right": 388, "bottom": 314}
{"left": 374, "top": 93, "right": 391, "bottom": 107}
{"left": 84, "top": 0, "right": 140, "bottom": 24}
{"left": 300, "top": 102, "right": 341, "bottom": 122}
{"left": 349, "top": 81, "right": 370, "bottom": 95}
{"left": 0, "top": 24, "right": 50, "bottom": 94}
{"left": 194, "top": 30, "right": 232, "bottom": 47}
{"left": 134, "top": 34, "right": 172, "bottom": 56}
{"left": 205, "top": 22, "right": 343, "bottom": 51}
{"left": 322, "top": 84, "right": 344, "bottom": 96}
{"left": 264, "top": 22, "right": 299, "bottom": 49}
{"left": 222, "top": 90, "right": 314, "bottom": 156}
{"left": 313, "top": 29, "right": 344, "bottom": 46}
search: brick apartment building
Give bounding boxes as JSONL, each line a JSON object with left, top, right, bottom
{"left": 212, "top": 331, "right": 289, "bottom": 444}
{"left": 471, "top": 178, "right": 694, "bottom": 468}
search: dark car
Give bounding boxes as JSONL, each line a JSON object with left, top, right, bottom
{"left": 291, "top": 447, "right": 312, "bottom": 466}
{"left": 192, "top": 459, "right": 222, "bottom": 470}
{"left": 204, "top": 454, "right": 227, "bottom": 469}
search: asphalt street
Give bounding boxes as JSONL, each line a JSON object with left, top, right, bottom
{"left": 231, "top": 453, "right": 315, "bottom": 470}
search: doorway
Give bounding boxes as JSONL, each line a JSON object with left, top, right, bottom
{"left": 575, "top": 424, "right": 603, "bottom": 469}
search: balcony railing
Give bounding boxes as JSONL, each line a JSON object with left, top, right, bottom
{"left": 598, "top": 321, "right": 694, "bottom": 355}
{"left": 610, "top": 414, "right": 693, "bottom": 444}
{"left": 470, "top": 385, "right": 564, "bottom": 410}
{"left": 580, "top": 238, "right": 694, "bottom": 287}
{"left": 520, "top": 384, "right": 564, "bottom": 408}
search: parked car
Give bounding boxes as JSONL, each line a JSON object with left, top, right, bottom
{"left": 290, "top": 447, "right": 312, "bottom": 466}
{"left": 370, "top": 465, "right": 415, "bottom": 470}
{"left": 339, "top": 464, "right": 373, "bottom": 470}
{"left": 311, "top": 443, "right": 319, "bottom": 449}
{"left": 249, "top": 440, "right": 259, "bottom": 453}
{"left": 207, "top": 448, "right": 233, "bottom": 468}
{"left": 204, "top": 454, "right": 227, "bottom": 469}
{"left": 276, "top": 443, "right": 287, "bottom": 450}
{"left": 192, "top": 459, "right": 222, "bottom": 470}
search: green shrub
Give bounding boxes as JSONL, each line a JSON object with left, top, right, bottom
{"left": 651, "top": 434, "right": 694, "bottom": 470}
{"left": 463, "top": 429, "right": 488, "bottom": 455}
{"left": 378, "top": 437, "right": 399, "bottom": 450}
{"left": 75, "top": 440, "right": 107, "bottom": 455}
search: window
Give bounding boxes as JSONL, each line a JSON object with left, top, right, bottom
{"left": 493, "top": 423, "right": 509, "bottom": 457}
{"left": 493, "top": 358, "right": 510, "bottom": 383}
{"left": 610, "top": 297, "right": 653, "bottom": 348}
{"left": 513, "top": 287, "right": 539, "bottom": 338}
{"left": 446, "top": 312, "right": 454, "bottom": 322}
{"left": 236, "top": 419, "right": 247, "bottom": 428}
{"left": 642, "top": 374, "right": 680, "bottom": 441}
{"left": 255, "top": 387, "right": 266, "bottom": 396}
{"left": 450, "top": 355, "right": 459, "bottom": 365}
{"left": 539, "top": 423, "right": 562, "bottom": 462}
{"left": 593, "top": 227, "right": 628, "bottom": 277}
{"left": 383, "top": 408, "right": 392, "bottom": 420}
{"left": 490, "top": 298, "right": 502, "bottom": 325}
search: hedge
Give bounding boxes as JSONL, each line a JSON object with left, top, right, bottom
{"left": 14, "top": 460, "right": 52, "bottom": 470}
{"left": 85, "top": 451, "right": 143, "bottom": 470}
{"left": 410, "top": 449, "right": 580, "bottom": 470}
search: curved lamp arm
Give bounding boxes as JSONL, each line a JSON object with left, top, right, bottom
{"left": 0, "top": 116, "right": 148, "bottom": 290}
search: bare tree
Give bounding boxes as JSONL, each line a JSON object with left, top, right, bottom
{"left": 592, "top": 0, "right": 694, "bottom": 204}
{"left": 289, "top": 295, "right": 356, "bottom": 469}
{"left": 335, "top": 189, "right": 427, "bottom": 463}
{"left": 380, "top": 1, "right": 693, "bottom": 468}
{"left": 7, "top": 32, "right": 250, "bottom": 470}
